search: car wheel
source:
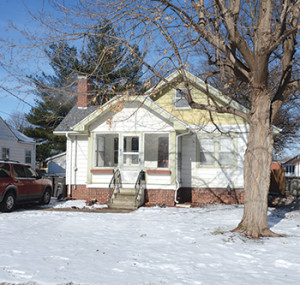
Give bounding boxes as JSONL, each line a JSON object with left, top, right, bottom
{"left": 1, "top": 192, "right": 16, "bottom": 212}
{"left": 40, "top": 189, "right": 51, "bottom": 205}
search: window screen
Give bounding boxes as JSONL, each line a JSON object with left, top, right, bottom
{"left": 95, "top": 134, "right": 119, "bottom": 167}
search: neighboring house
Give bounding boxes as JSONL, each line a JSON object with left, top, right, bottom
{"left": 283, "top": 154, "right": 300, "bottom": 177}
{"left": 0, "top": 116, "right": 36, "bottom": 168}
{"left": 45, "top": 152, "right": 66, "bottom": 176}
{"left": 54, "top": 71, "right": 250, "bottom": 207}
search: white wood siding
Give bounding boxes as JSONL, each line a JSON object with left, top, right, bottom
{"left": 90, "top": 103, "right": 174, "bottom": 133}
{"left": 147, "top": 174, "right": 171, "bottom": 185}
{"left": 0, "top": 120, "right": 16, "bottom": 141}
{"left": 0, "top": 140, "right": 35, "bottom": 168}
{"left": 295, "top": 162, "right": 300, "bottom": 177}
{"left": 66, "top": 135, "right": 89, "bottom": 185}
{"left": 65, "top": 138, "right": 72, "bottom": 185}
{"left": 75, "top": 136, "right": 89, "bottom": 184}
{"left": 181, "top": 133, "right": 246, "bottom": 189}
{"left": 181, "top": 135, "right": 195, "bottom": 187}
{"left": 0, "top": 119, "right": 36, "bottom": 168}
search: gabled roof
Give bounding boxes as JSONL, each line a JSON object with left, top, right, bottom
{"left": 70, "top": 95, "right": 190, "bottom": 132}
{"left": 8, "top": 124, "right": 35, "bottom": 143}
{"left": 0, "top": 116, "right": 35, "bottom": 144}
{"left": 44, "top": 152, "right": 66, "bottom": 162}
{"left": 283, "top": 154, "right": 300, "bottom": 166}
{"left": 145, "top": 69, "right": 249, "bottom": 113}
{"left": 55, "top": 70, "right": 247, "bottom": 134}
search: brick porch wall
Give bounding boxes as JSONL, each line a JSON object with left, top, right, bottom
{"left": 69, "top": 185, "right": 113, "bottom": 204}
{"left": 191, "top": 188, "right": 244, "bottom": 204}
{"left": 145, "top": 189, "right": 176, "bottom": 207}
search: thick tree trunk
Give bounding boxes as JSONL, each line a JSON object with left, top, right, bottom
{"left": 233, "top": 91, "right": 281, "bottom": 238}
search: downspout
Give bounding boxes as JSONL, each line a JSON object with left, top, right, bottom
{"left": 74, "top": 135, "right": 78, "bottom": 190}
{"left": 66, "top": 133, "right": 73, "bottom": 197}
{"left": 175, "top": 129, "right": 191, "bottom": 204}
{"left": 33, "top": 142, "right": 37, "bottom": 170}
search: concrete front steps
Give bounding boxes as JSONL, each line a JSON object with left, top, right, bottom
{"left": 109, "top": 188, "right": 138, "bottom": 210}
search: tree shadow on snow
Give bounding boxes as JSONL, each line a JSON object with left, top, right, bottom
{"left": 267, "top": 197, "right": 300, "bottom": 228}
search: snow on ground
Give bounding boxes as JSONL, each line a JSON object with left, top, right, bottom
{"left": 45, "top": 198, "right": 108, "bottom": 210}
{"left": 0, "top": 199, "right": 300, "bottom": 285}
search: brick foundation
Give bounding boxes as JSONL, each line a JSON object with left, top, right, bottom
{"left": 191, "top": 187, "right": 244, "bottom": 204}
{"left": 69, "top": 185, "right": 113, "bottom": 204}
{"left": 145, "top": 189, "right": 176, "bottom": 207}
{"left": 68, "top": 185, "right": 244, "bottom": 206}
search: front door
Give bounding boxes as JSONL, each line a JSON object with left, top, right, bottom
{"left": 121, "top": 135, "right": 140, "bottom": 184}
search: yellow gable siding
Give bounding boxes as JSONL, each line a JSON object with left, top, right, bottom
{"left": 152, "top": 84, "right": 247, "bottom": 125}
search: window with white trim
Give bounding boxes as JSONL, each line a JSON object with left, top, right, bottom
{"left": 199, "top": 138, "right": 215, "bottom": 166}
{"left": 2, "top": 148, "right": 9, "bottom": 160}
{"left": 25, "top": 150, "right": 32, "bottom": 164}
{"left": 218, "top": 137, "right": 235, "bottom": 166}
{"left": 198, "top": 136, "right": 236, "bottom": 167}
{"left": 175, "top": 88, "right": 190, "bottom": 109}
{"left": 144, "top": 133, "right": 169, "bottom": 168}
{"left": 285, "top": 165, "right": 295, "bottom": 176}
{"left": 95, "top": 134, "right": 119, "bottom": 167}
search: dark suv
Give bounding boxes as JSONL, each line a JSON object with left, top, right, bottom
{"left": 0, "top": 160, "right": 52, "bottom": 212}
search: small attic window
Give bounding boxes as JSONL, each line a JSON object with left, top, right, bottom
{"left": 174, "top": 88, "right": 190, "bottom": 109}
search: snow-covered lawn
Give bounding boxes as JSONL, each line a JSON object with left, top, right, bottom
{"left": 0, "top": 199, "right": 299, "bottom": 285}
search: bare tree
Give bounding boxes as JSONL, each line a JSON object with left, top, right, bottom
{"left": 6, "top": 111, "right": 30, "bottom": 132}
{"left": 7, "top": 0, "right": 300, "bottom": 237}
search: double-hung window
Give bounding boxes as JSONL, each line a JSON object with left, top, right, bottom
{"left": 219, "top": 137, "right": 235, "bottom": 167}
{"left": 199, "top": 138, "right": 215, "bottom": 166}
{"left": 198, "top": 136, "right": 236, "bottom": 167}
{"left": 25, "top": 150, "right": 32, "bottom": 164}
{"left": 174, "top": 88, "right": 190, "bottom": 109}
{"left": 2, "top": 148, "right": 9, "bottom": 160}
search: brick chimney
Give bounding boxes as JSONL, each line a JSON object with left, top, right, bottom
{"left": 77, "top": 75, "right": 93, "bottom": 108}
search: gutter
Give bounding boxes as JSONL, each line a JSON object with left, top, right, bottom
{"left": 175, "top": 129, "right": 191, "bottom": 204}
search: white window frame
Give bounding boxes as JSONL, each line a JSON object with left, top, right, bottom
{"left": 2, "top": 148, "right": 10, "bottom": 160}
{"left": 198, "top": 135, "right": 237, "bottom": 168}
{"left": 25, "top": 150, "right": 32, "bottom": 164}
{"left": 218, "top": 137, "right": 235, "bottom": 167}
{"left": 122, "top": 134, "right": 141, "bottom": 168}
{"left": 174, "top": 88, "right": 190, "bottom": 109}
{"left": 143, "top": 132, "right": 170, "bottom": 169}
{"left": 198, "top": 137, "right": 216, "bottom": 166}
{"left": 285, "top": 165, "right": 295, "bottom": 176}
{"left": 94, "top": 133, "right": 119, "bottom": 168}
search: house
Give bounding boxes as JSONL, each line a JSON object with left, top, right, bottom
{"left": 45, "top": 152, "right": 66, "bottom": 176}
{"left": 283, "top": 154, "right": 300, "bottom": 177}
{"left": 54, "top": 71, "right": 249, "bottom": 207}
{"left": 0, "top": 116, "right": 36, "bottom": 168}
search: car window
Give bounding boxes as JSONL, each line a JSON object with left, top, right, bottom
{"left": 0, "top": 163, "right": 10, "bottom": 178}
{"left": 13, "top": 165, "right": 26, "bottom": 178}
{"left": 24, "top": 165, "right": 37, "bottom": 178}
